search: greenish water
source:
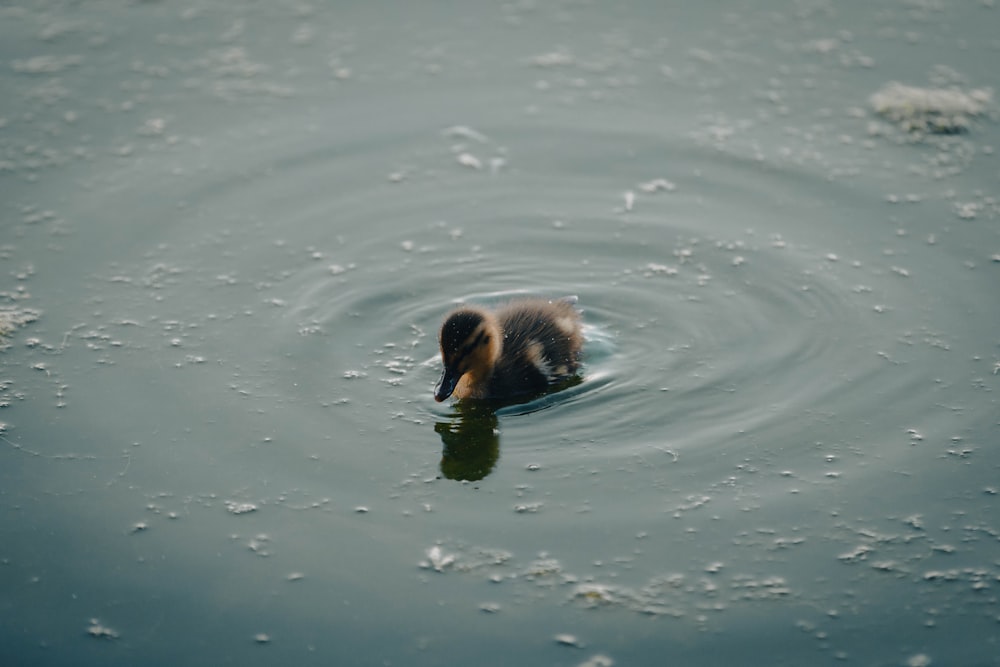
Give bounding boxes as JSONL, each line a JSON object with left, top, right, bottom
{"left": 2, "top": 2, "right": 999, "bottom": 666}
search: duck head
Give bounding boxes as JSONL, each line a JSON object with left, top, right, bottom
{"left": 434, "top": 307, "right": 501, "bottom": 402}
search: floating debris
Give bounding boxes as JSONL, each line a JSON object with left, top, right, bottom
{"left": 838, "top": 544, "right": 873, "bottom": 563}
{"left": 954, "top": 202, "right": 981, "bottom": 220}
{"left": 524, "top": 557, "right": 562, "bottom": 578}
{"left": 643, "top": 263, "right": 678, "bottom": 277}
{"left": 353, "top": 506, "right": 369, "bottom": 514}
{"left": 729, "top": 575, "right": 791, "bottom": 600}
{"left": 554, "top": 633, "right": 583, "bottom": 648}
{"left": 0, "top": 307, "right": 41, "bottom": 338}
{"left": 673, "top": 494, "right": 711, "bottom": 514}
{"left": 254, "top": 633, "right": 271, "bottom": 644}
{"left": 225, "top": 500, "right": 258, "bottom": 515}
{"left": 478, "top": 602, "right": 501, "bottom": 613}
{"left": 86, "top": 618, "right": 118, "bottom": 640}
{"left": 871, "top": 560, "right": 899, "bottom": 572}
{"left": 637, "top": 178, "right": 676, "bottom": 194}
{"left": 129, "top": 521, "right": 148, "bottom": 534}
{"left": 622, "top": 190, "right": 635, "bottom": 212}
{"left": 870, "top": 82, "right": 991, "bottom": 134}
{"left": 422, "top": 545, "right": 456, "bottom": 572}
{"left": 247, "top": 533, "right": 271, "bottom": 557}
{"left": 890, "top": 266, "right": 910, "bottom": 278}
{"left": 578, "top": 655, "right": 615, "bottom": 667}
{"left": 420, "top": 541, "right": 808, "bottom": 621}
{"left": 571, "top": 583, "right": 625, "bottom": 608}
{"left": 456, "top": 153, "right": 482, "bottom": 170}
{"left": 286, "top": 572, "right": 305, "bottom": 582}
{"left": 513, "top": 502, "right": 543, "bottom": 514}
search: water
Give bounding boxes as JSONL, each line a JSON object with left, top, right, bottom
{"left": 2, "top": 2, "right": 999, "bottom": 665}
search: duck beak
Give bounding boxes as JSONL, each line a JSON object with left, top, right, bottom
{"left": 434, "top": 366, "right": 460, "bottom": 402}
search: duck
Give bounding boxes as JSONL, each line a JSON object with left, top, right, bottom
{"left": 434, "top": 297, "right": 583, "bottom": 402}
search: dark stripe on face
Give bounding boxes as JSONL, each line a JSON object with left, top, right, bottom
{"left": 455, "top": 328, "right": 488, "bottom": 363}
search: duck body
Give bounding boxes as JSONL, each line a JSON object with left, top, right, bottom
{"left": 434, "top": 298, "right": 583, "bottom": 402}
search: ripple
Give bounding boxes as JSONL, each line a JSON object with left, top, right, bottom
{"left": 263, "top": 205, "right": 897, "bottom": 484}
{"left": 5, "top": 4, "right": 999, "bottom": 665}
{"left": 49, "top": 110, "right": 983, "bottom": 494}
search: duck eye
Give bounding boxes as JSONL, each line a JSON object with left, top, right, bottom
{"left": 481, "top": 335, "right": 490, "bottom": 345}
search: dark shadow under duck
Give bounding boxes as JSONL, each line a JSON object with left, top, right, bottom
{"left": 434, "top": 297, "right": 583, "bottom": 403}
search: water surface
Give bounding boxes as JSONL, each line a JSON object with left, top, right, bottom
{"left": 2, "top": 2, "right": 999, "bottom": 666}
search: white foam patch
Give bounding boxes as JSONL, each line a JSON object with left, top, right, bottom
{"left": 870, "top": 82, "right": 992, "bottom": 134}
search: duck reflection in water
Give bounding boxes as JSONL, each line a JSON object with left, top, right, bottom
{"left": 433, "top": 297, "right": 584, "bottom": 481}
{"left": 434, "top": 380, "right": 583, "bottom": 481}
{"left": 434, "top": 401, "right": 500, "bottom": 481}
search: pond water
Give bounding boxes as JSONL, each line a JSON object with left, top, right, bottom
{"left": 2, "top": 1, "right": 999, "bottom": 666}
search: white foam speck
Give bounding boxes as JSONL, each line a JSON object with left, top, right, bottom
{"left": 456, "top": 153, "right": 482, "bottom": 170}
{"left": 87, "top": 618, "right": 119, "bottom": 639}
{"left": 637, "top": 178, "right": 676, "bottom": 193}
{"left": 423, "top": 545, "right": 456, "bottom": 572}
{"left": 554, "top": 633, "right": 583, "bottom": 647}
{"left": 623, "top": 190, "right": 635, "bottom": 212}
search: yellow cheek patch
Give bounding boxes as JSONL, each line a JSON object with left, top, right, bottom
{"left": 453, "top": 373, "right": 474, "bottom": 399}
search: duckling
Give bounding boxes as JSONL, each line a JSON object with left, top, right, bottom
{"left": 434, "top": 297, "right": 583, "bottom": 402}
